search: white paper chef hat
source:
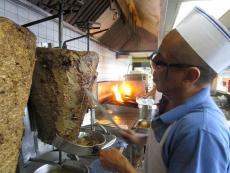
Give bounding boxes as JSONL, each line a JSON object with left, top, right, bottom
{"left": 176, "top": 7, "right": 230, "bottom": 73}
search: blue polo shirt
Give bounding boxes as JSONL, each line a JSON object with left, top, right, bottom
{"left": 152, "top": 87, "right": 230, "bottom": 173}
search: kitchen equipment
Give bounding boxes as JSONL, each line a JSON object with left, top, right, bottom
{"left": 24, "top": 151, "right": 88, "bottom": 173}
{"left": 34, "top": 159, "right": 89, "bottom": 173}
{"left": 136, "top": 97, "right": 157, "bottom": 120}
{"left": 134, "top": 97, "right": 158, "bottom": 133}
{"left": 138, "top": 104, "right": 157, "bottom": 120}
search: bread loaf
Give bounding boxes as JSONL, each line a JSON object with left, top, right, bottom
{"left": 0, "top": 17, "right": 36, "bottom": 173}
{"left": 29, "top": 48, "right": 99, "bottom": 144}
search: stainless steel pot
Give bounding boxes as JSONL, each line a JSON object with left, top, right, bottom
{"left": 34, "top": 159, "right": 89, "bottom": 173}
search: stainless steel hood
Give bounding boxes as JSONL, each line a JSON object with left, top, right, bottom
{"left": 26, "top": 0, "right": 164, "bottom": 52}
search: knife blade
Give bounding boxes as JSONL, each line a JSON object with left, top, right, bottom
{"left": 84, "top": 88, "right": 122, "bottom": 131}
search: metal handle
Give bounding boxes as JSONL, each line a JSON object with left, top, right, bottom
{"left": 95, "top": 122, "right": 108, "bottom": 134}
{"left": 29, "top": 158, "right": 62, "bottom": 168}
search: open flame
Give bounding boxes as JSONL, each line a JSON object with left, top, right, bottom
{"left": 112, "top": 84, "right": 124, "bottom": 103}
{"left": 98, "top": 80, "right": 146, "bottom": 105}
{"left": 121, "top": 82, "right": 131, "bottom": 97}
{"left": 112, "top": 82, "right": 132, "bottom": 103}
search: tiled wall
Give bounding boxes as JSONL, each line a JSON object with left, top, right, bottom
{"left": 0, "top": 0, "right": 131, "bottom": 81}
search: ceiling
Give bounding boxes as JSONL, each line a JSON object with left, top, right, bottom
{"left": 26, "top": 0, "right": 169, "bottom": 53}
{"left": 26, "top": 0, "right": 228, "bottom": 53}
{"left": 26, "top": 0, "right": 111, "bottom": 29}
{"left": 97, "top": 0, "right": 162, "bottom": 52}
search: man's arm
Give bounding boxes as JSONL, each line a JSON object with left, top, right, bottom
{"left": 99, "top": 148, "right": 138, "bottom": 173}
{"left": 98, "top": 129, "right": 147, "bottom": 172}
{"left": 120, "top": 129, "right": 147, "bottom": 145}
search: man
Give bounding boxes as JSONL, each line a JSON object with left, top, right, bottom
{"left": 99, "top": 7, "right": 230, "bottom": 173}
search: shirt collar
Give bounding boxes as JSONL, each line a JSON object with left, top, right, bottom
{"left": 159, "top": 86, "right": 211, "bottom": 124}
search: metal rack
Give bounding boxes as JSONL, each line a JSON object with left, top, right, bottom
{"left": 22, "top": 1, "right": 108, "bottom": 51}
{"left": 62, "top": 26, "right": 109, "bottom": 50}
{"left": 22, "top": 0, "right": 65, "bottom": 48}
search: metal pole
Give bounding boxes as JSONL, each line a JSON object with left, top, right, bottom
{"left": 90, "top": 108, "right": 95, "bottom": 131}
{"left": 58, "top": 150, "right": 62, "bottom": 164}
{"left": 58, "top": 0, "right": 64, "bottom": 48}
{"left": 22, "top": 14, "right": 59, "bottom": 27}
{"left": 62, "top": 28, "right": 109, "bottom": 48}
{"left": 87, "top": 23, "right": 90, "bottom": 51}
{"left": 58, "top": 3, "right": 63, "bottom": 163}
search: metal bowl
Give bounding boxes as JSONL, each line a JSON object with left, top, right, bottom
{"left": 52, "top": 131, "right": 109, "bottom": 156}
{"left": 70, "top": 131, "right": 107, "bottom": 156}
{"left": 75, "top": 131, "right": 106, "bottom": 147}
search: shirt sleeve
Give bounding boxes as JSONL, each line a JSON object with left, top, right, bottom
{"left": 165, "top": 129, "right": 229, "bottom": 173}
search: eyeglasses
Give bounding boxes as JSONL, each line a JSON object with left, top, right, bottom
{"left": 149, "top": 50, "right": 200, "bottom": 70}
{"left": 151, "top": 60, "right": 198, "bottom": 70}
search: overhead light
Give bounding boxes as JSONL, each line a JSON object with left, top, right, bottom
{"left": 130, "top": 52, "right": 152, "bottom": 57}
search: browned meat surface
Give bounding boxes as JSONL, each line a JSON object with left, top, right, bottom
{"left": 29, "top": 48, "right": 99, "bottom": 144}
{"left": 0, "top": 17, "right": 36, "bottom": 173}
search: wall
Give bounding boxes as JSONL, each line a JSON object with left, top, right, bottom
{"left": 0, "top": 0, "right": 131, "bottom": 81}
{"left": 219, "top": 10, "right": 230, "bottom": 31}
{"left": 98, "top": 53, "right": 131, "bottom": 81}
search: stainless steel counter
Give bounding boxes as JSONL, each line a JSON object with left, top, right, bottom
{"left": 95, "top": 104, "right": 140, "bottom": 129}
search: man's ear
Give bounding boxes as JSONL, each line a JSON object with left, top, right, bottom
{"left": 183, "top": 67, "right": 200, "bottom": 85}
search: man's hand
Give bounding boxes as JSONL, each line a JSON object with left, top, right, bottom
{"left": 120, "top": 129, "right": 147, "bottom": 145}
{"left": 99, "top": 148, "right": 137, "bottom": 173}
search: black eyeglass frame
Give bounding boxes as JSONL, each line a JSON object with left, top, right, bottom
{"left": 149, "top": 50, "right": 202, "bottom": 70}
{"left": 149, "top": 50, "right": 204, "bottom": 79}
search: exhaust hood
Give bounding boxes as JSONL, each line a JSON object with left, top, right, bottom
{"left": 26, "top": 0, "right": 163, "bottom": 52}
